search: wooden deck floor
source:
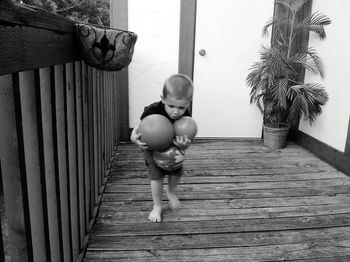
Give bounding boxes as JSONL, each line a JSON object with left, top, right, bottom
{"left": 84, "top": 139, "right": 350, "bottom": 261}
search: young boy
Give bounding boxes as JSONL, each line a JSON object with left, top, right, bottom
{"left": 130, "top": 74, "right": 194, "bottom": 222}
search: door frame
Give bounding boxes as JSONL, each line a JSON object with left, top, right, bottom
{"left": 178, "top": 0, "right": 197, "bottom": 80}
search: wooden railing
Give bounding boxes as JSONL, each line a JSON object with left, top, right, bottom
{"left": 0, "top": 3, "right": 127, "bottom": 262}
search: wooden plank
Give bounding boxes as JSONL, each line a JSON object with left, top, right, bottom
{"left": 0, "top": 74, "right": 30, "bottom": 261}
{"left": 82, "top": 62, "right": 91, "bottom": 229}
{"left": 0, "top": 3, "right": 76, "bottom": 32}
{"left": 96, "top": 70, "right": 102, "bottom": 194}
{"left": 100, "top": 194, "right": 350, "bottom": 211}
{"left": 114, "top": 153, "right": 322, "bottom": 163}
{"left": 103, "top": 72, "right": 107, "bottom": 173}
{"left": 110, "top": 167, "right": 337, "bottom": 178}
{"left": 102, "top": 72, "right": 106, "bottom": 174}
{"left": 105, "top": 178, "right": 350, "bottom": 194}
{"left": 272, "top": 0, "right": 312, "bottom": 90}
{"left": 108, "top": 73, "right": 113, "bottom": 164}
{"left": 0, "top": 22, "right": 80, "bottom": 76}
{"left": 99, "top": 71, "right": 105, "bottom": 186}
{"left": 65, "top": 62, "right": 80, "bottom": 260}
{"left": 113, "top": 155, "right": 332, "bottom": 166}
{"left": 92, "top": 213, "right": 350, "bottom": 236}
{"left": 293, "top": 0, "right": 313, "bottom": 84}
{"left": 295, "top": 258, "right": 350, "bottom": 262}
{"left": 117, "top": 143, "right": 315, "bottom": 154}
{"left": 113, "top": 73, "right": 119, "bottom": 142}
{"left": 97, "top": 204, "right": 350, "bottom": 224}
{"left": 120, "top": 139, "right": 272, "bottom": 150}
{"left": 101, "top": 71, "right": 106, "bottom": 179}
{"left": 107, "top": 73, "right": 111, "bottom": 170}
{"left": 179, "top": 0, "right": 196, "bottom": 79}
{"left": 85, "top": 241, "right": 350, "bottom": 261}
{"left": 89, "top": 226, "right": 350, "bottom": 251}
{"left": 88, "top": 66, "right": 96, "bottom": 215}
{"left": 0, "top": 3, "right": 81, "bottom": 76}
{"left": 101, "top": 72, "right": 106, "bottom": 175}
{"left": 114, "top": 148, "right": 315, "bottom": 158}
{"left": 103, "top": 185, "right": 350, "bottom": 202}
{"left": 115, "top": 147, "right": 325, "bottom": 159}
{"left": 112, "top": 161, "right": 332, "bottom": 172}
{"left": 110, "top": 0, "right": 130, "bottom": 141}
{"left": 92, "top": 68, "right": 99, "bottom": 204}
{"left": 53, "top": 64, "right": 72, "bottom": 261}
{"left": 100, "top": 204, "right": 350, "bottom": 223}
{"left": 19, "top": 70, "right": 48, "bottom": 261}
{"left": 75, "top": 61, "right": 86, "bottom": 248}
{"left": 106, "top": 73, "right": 110, "bottom": 165}
{"left": 38, "top": 67, "right": 61, "bottom": 262}
{"left": 108, "top": 172, "right": 346, "bottom": 185}
{"left": 108, "top": 74, "right": 112, "bottom": 166}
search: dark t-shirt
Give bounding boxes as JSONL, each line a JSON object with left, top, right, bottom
{"left": 140, "top": 101, "right": 191, "bottom": 123}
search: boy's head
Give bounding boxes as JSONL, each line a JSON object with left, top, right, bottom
{"left": 161, "top": 74, "right": 194, "bottom": 120}
{"left": 162, "top": 74, "right": 193, "bottom": 100}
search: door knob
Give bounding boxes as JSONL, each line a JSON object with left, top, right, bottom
{"left": 198, "top": 49, "right": 206, "bottom": 56}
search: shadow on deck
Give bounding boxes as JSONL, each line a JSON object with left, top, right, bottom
{"left": 84, "top": 139, "right": 350, "bottom": 261}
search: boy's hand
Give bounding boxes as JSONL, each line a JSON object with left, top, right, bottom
{"left": 134, "top": 133, "right": 148, "bottom": 150}
{"left": 131, "top": 126, "right": 148, "bottom": 150}
{"left": 173, "top": 135, "right": 191, "bottom": 151}
{"left": 174, "top": 148, "right": 185, "bottom": 163}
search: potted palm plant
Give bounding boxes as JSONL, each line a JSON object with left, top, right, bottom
{"left": 246, "top": 0, "right": 331, "bottom": 149}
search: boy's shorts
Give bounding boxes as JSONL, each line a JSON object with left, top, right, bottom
{"left": 143, "top": 150, "right": 183, "bottom": 180}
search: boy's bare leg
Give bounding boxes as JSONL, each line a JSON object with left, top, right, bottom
{"left": 149, "top": 178, "right": 163, "bottom": 222}
{"left": 166, "top": 175, "right": 181, "bottom": 210}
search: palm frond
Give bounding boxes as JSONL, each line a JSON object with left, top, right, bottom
{"left": 276, "top": 0, "right": 308, "bottom": 14}
{"left": 287, "top": 91, "right": 305, "bottom": 125}
{"left": 271, "top": 23, "right": 289, "bottom": 47}
{"left": 290, "top": 0, "right": 309, "bottom": 13}
{"left": 271, "top": 78, "right": 289, "bottom": 109}
{"left": 262, "top": 18, "right": 273, "bottom": 37}
{"left": 303, "top": 11, "right": 331, "bottom": 39}
{"left": 263, "top": 47, "right": 291, "bottom": 76}
{"left": 254, "top": 93, "right": 266, "bottom": 114}
{"left": 304, "top": 83, "right": 329, "bottom": 105}
{"left": 288, "top": 83, "right": 329, "bottom": 125}
{"left": 305, "top": 48, "right": 325, "bottom": 78}
{"left": 246, "top": 61, "right": 266, "bottom": 89}
{"left": 276, "top": 0, "right": 293, "bottom": 13}
{"left": 289, "top": 53, "right": 317, "bottom": 74}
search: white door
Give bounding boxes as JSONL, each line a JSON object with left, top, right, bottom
{"left": 192, "top": 0, "right": 274, "bottom": 137}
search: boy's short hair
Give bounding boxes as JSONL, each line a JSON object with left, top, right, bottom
{"left": 163, "top": 74, "right": 193, "bottom": 100}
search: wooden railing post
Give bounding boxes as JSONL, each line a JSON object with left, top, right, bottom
{"left": 0, "top": 74, "right": 30, "bottom": 262}
{"left": 53, "top": 64, "right": 73, "bottom": 261}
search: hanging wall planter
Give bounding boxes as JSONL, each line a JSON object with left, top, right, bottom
{"left": 76, "top": 23, "right": 137, "bottom": 71}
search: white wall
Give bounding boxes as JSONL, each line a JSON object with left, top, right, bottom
{"left": 128, "top": 0, "right": 180, "bottom": 128}
{"left": 299, "top": 0, "right": 350, "bottom": 152}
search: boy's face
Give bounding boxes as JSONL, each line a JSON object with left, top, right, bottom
{"left": 161, "top": 95, "right": 190, "bottom": 120}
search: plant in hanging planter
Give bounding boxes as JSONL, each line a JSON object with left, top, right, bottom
{"left": 246, "top": 0, "right": 331, "bottom": 148}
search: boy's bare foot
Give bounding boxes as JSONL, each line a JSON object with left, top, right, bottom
{"left": 166, "top": 191, "right": 181, "bottom": 210}
{"left": 149, "top": 205, "right": 162, "bottom": 222}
